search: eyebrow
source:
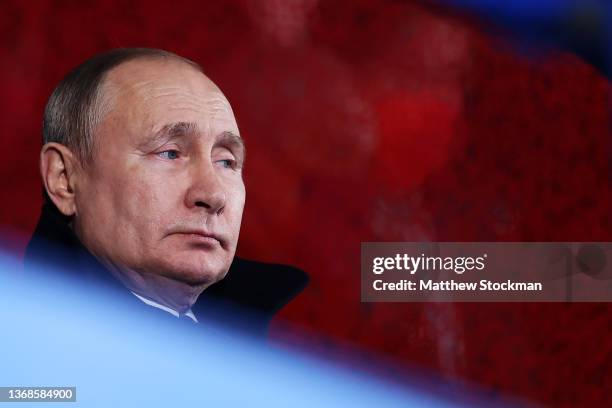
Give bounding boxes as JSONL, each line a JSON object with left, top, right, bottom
{"left": 146, "top": 122, "right": 246, "bottom": 161}
{"left": 149, "top": 121, "right": 198, "bottom": 145}
{"left": 216, "top": 130, "right": 246, "bottom": 163}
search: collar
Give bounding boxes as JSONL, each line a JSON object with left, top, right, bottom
{"left": 131, "top": 291, "right": 198, "bottom": 323}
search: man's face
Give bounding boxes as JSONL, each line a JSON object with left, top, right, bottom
{"left": 73, "top": 59, "right": 245, "bottom": 286}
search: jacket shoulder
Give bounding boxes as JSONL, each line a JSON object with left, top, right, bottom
{"left": 201, "top": 257, "right": 309, "bottom": 315}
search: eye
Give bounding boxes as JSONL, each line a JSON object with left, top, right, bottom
{"left": 158, "top": 150, "right": 180, "bottom": 160}
{"left": 216, "top": 159, "right": 235, "bottom": 169}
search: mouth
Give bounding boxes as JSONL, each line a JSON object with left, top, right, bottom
{"left": 171, "top": 230, "right": 225, "bottom": 249}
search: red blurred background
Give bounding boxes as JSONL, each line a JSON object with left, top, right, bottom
{"left": 1, "top": 0, "right": 610, "bottom": 406}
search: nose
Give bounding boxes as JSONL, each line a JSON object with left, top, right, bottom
{"left": 184, "top": 160, "right": 226, "bottom": 215}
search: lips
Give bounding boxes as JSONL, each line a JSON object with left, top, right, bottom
{"left": 170, "top": 229, "right": 226, "bottom": 249}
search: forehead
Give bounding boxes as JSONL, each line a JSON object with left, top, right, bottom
{"left": 101, "top": 58, "right": 239, "bottom": 137}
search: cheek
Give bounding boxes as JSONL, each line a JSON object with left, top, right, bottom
{"left": 227, "top": 181, "right": 246, "bottom": 231}
{"left": 90, "top": 165, "right": 180, "bottom": 243}
{"left": 116, "top": 172, "right": 183, "bottom": 236}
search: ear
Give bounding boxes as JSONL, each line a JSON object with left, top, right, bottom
{"left": 40, "top": 143, "right": 81, "bottom": 217}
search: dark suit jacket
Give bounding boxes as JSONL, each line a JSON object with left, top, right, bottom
{"left": 23, "top": 203, "right": 308, "bottom": 338}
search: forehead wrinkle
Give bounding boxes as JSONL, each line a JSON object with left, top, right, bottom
{"left": 204, "top": 94, "right": 232, "bottom": 108}
{"left": 141, "top": 85, "right": 196, "bottom": 99}
{"left": 143, "top": 89, "right": 233, "bottom": 117}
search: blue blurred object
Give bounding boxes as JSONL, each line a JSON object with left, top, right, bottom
{"left": 436, "top": 0, "right": 611, "bottom": 77}
{"left": 0, "top": 249, "right": 505, "bottom": 408}
{"left": 438, "top": 0, "right": 573, "bottom": 18}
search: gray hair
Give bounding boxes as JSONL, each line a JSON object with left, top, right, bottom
{"left": 42, "top": 48, "right": 202, "bottom": 164}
